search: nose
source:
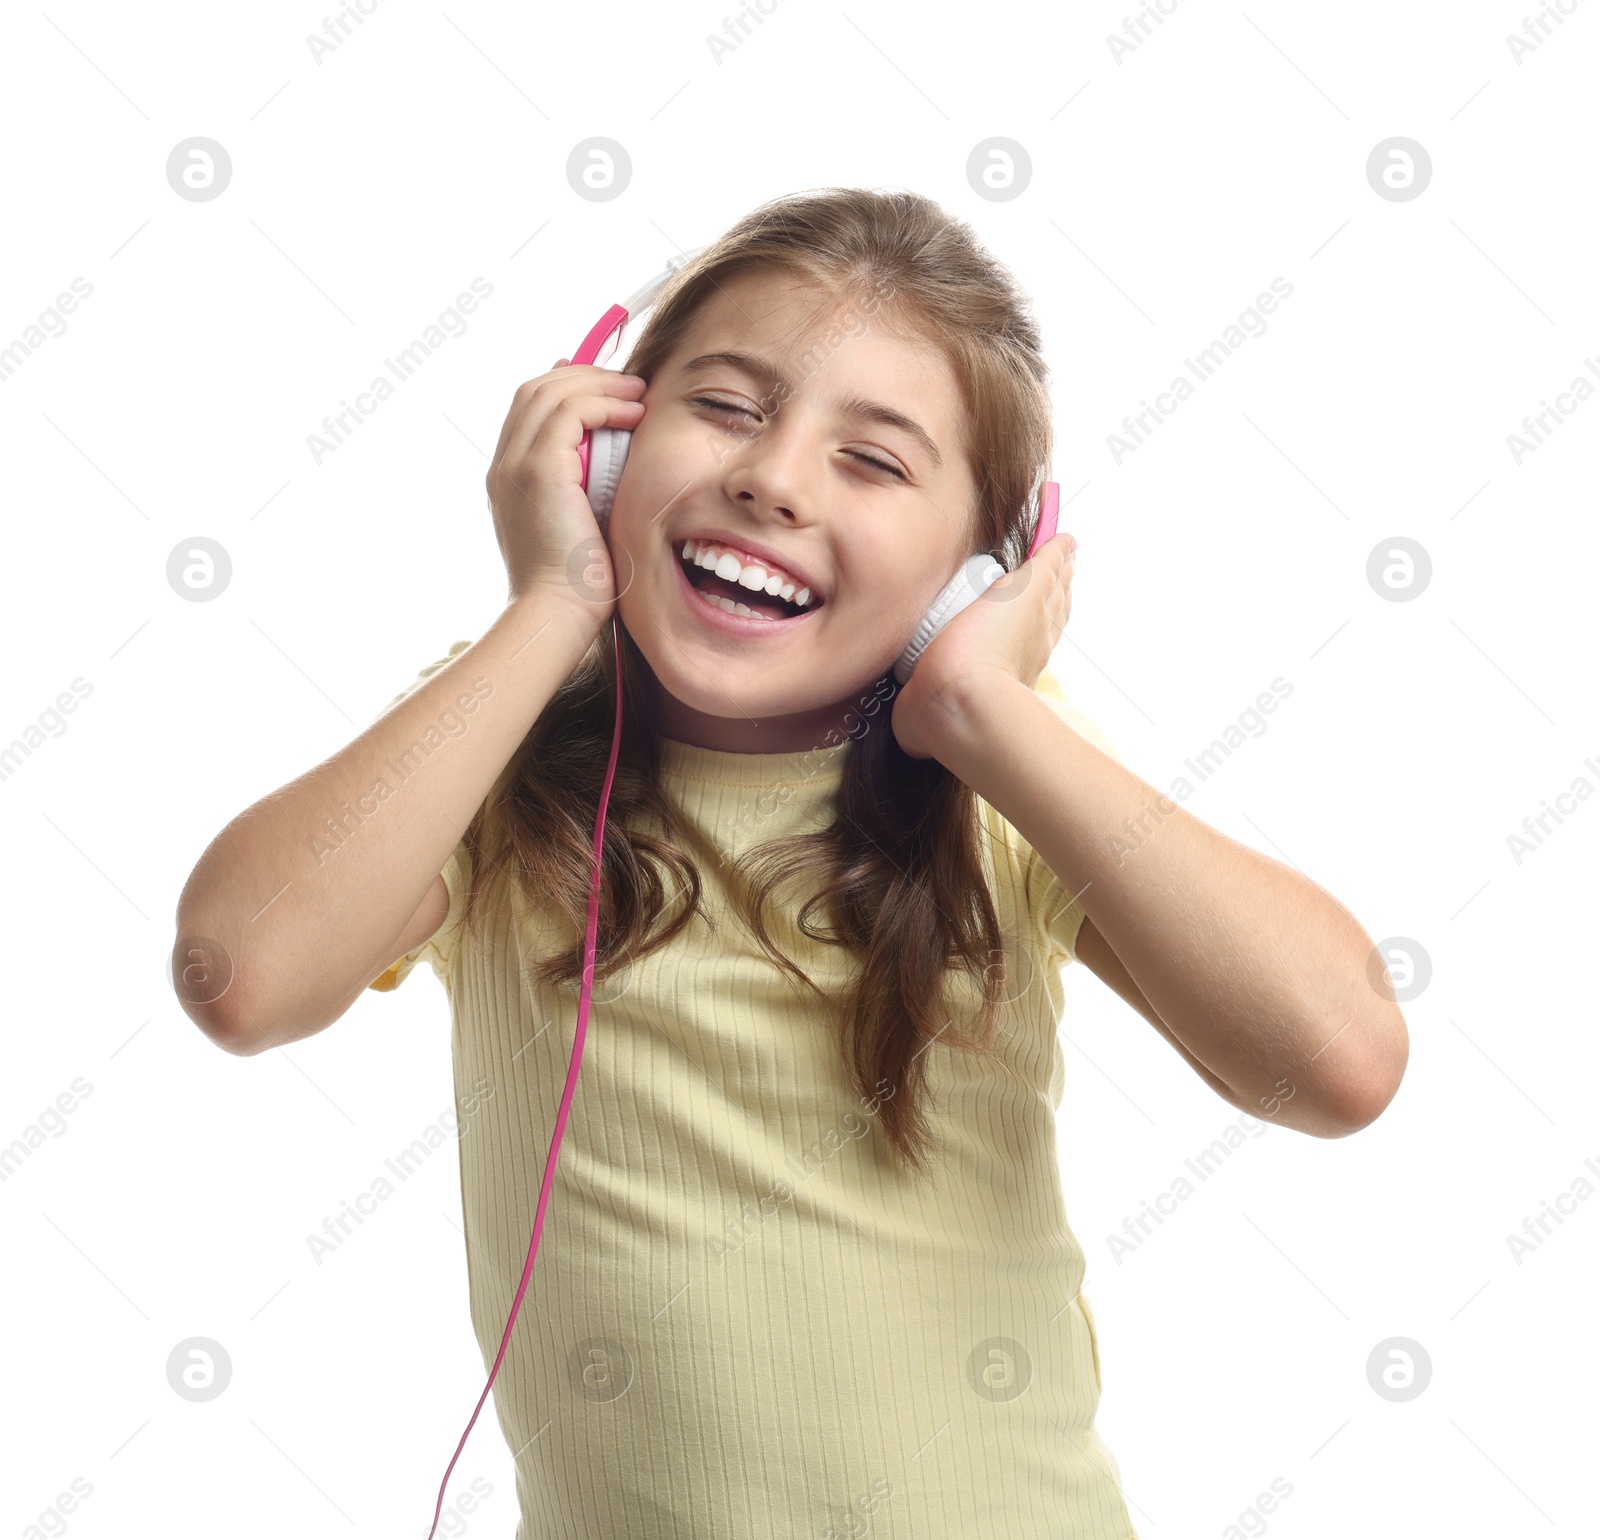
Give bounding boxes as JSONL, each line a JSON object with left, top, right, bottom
{"left": 719, "top": 418, "right": 810, "bottom": 525}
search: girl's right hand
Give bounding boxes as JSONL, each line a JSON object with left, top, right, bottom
{"left": 485, "top": 360, "right": 647, "bottom": 626}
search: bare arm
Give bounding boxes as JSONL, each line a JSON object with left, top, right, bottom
{"left": 173, "top": 594, "right": 599, "bottom": 1054}
{"left": 173, "top": 360, "right": 649, "bottom": 1054}
{"left": 927, "top": 675, "right": 1409, "bottom": 1138}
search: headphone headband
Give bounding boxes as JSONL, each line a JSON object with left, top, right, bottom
{"left": 572, "top": 246, "right": 708, "bottom": 369}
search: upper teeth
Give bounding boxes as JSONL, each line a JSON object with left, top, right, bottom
{"left": 680, "top": 539, "right": 815, "bottom": 610}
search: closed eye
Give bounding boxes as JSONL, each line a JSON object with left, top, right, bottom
{"left": 690, "top": 396, "right": 908, "bottom": 482}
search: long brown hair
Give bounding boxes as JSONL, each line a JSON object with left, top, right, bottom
{"left": 459, "top": 187, "right": 1055, "bottom": 1176}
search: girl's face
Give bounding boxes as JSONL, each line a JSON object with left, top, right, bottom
{"left": 609, "top": 270, "right": 981, "bottom": 754}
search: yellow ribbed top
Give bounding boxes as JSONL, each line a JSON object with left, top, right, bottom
{"left": 371, "top": 645, "right": 1138, "bottom": 1539}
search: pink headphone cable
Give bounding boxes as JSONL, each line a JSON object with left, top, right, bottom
{"left": 424, "top": 614, "right": 625, "bottom": 1538}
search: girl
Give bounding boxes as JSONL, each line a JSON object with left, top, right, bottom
{"left": 176, "top": 187, "right": 1407, "bottom": 1539}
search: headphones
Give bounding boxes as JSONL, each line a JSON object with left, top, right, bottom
{"left": 422, "top": 252, "right": 1059, "bottom": 1536}
{"left": 574, "top": 249, "right": 1060, "bottom": 683}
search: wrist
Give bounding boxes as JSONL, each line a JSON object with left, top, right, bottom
{"left": 499, "top": 585, "right": 607, "bottom": 660}
{"left": 919, "top": 669, "right": 1030, "bottom": 770}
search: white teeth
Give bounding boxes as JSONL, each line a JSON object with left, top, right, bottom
{"left": 683, "top": 538, "right": 817, "bottom": 608}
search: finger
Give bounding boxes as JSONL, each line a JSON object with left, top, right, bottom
{"left": 508, "top": 390, "right": 648, "bottom": 483}
{"left": 491, "top": 362, "right": 612, "bottom": 464}
{"left": 502, "top": 380, "right": 646, "bottom": 475}
{"left": 494, "top": 377, "right": 561, "bottom": 469}
{"left": 1025, "top": 530, "right": 1076, "bottom": 566}
{"left": 494, "top": 370, "right": 644, "bottom": 474}
{"left": 492, "top": 366, "right": 578, "bottom": 467}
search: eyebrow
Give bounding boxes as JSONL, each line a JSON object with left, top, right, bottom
{"left": 678, "top": 350, "right": 944, "bottom": 471}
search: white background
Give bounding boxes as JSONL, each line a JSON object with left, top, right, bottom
{"left": 2, "top": 2, "right": 1595, "bottom": 1536}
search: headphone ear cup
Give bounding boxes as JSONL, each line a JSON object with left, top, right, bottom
{"left": 894, "top": 553, "right": 1006, "bottom": 685}
{"left": 584, "top": 424, "right": 633, "bottom": 533}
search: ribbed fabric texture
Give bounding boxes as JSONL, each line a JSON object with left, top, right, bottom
{"left": 370, "top": 645, "right": 1139, "bottom": 1539}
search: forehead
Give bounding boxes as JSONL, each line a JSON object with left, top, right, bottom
{"left": 665, "top": 270, "right": 966, "bottom": 448}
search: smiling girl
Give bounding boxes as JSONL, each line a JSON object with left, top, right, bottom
{"left": 176, "top": 187, "right": 1407, "bottom": 1539}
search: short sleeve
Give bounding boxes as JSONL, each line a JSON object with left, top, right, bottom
{"left": 373, "top": 640, "right": 475, "bottom": 720}
{"left": 367, "top": 840, "right": 471, "bottom": 990}
{"left": 991, "top": 667, "right": 1125, "bottom": 969}
{"left": 364, "top": 641, "right": 477, "bottom": 992}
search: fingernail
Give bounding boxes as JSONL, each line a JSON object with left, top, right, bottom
{"left": 1065, "top": 532, "right": 1077, "bottom": 554}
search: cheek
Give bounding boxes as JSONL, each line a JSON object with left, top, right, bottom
{"left": 616, "top": 425, "right": 723, "bottom": 538}
{"left": 846, "top": 553, "right": 945, "bottom": 627}
{"left": 630, "top": 408, "right": 714, "bottom": 482}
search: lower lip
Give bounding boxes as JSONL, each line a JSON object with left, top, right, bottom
{"left": 673, "top": 552, "right": 824, "bottom": 636}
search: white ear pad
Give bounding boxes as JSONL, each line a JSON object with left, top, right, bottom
{"left": 585, "top": 424, "right": 633, "bottom": 532}
{"left": 894, "top": 553, "right": 1006, "bottom": 685}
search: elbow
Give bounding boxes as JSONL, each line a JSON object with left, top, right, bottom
{"left": 170, "top": 932, "right": 259, "bottom": 1056}
{"left": 183, "top": 998, "right": 283, "bottom": 1058}
{"left": 177, "top": 986, "right": 258, "bottom": 1057}
{"left": 1321, "top": 1007, "right": 1410, "bottom": 1138}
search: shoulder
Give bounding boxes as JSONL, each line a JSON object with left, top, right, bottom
{"left": 367, "top": 841, "right": 474, "bottom": 992}
{"left": 979, "top": 667, "right": 1122, "bottom": 966}
{"left": 1030, "top": 666, "right": 1123, "bottom": 766}
{"left": 981, "top": 667, "right": 1124, "bottom": 868}
{"left": 376, "top": 640, "right": 475, "bottom": 719}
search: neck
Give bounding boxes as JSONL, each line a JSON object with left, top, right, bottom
{"left": 638, "top": 658, "right": 872, "bottom": 756}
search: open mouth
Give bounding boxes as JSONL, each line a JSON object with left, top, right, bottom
{"left": 674, "top": 540, "right": 823, "bottom": 624}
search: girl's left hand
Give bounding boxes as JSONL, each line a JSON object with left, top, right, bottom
{"left": 890, "top": 532, "right": 1077, "bottom": 762}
